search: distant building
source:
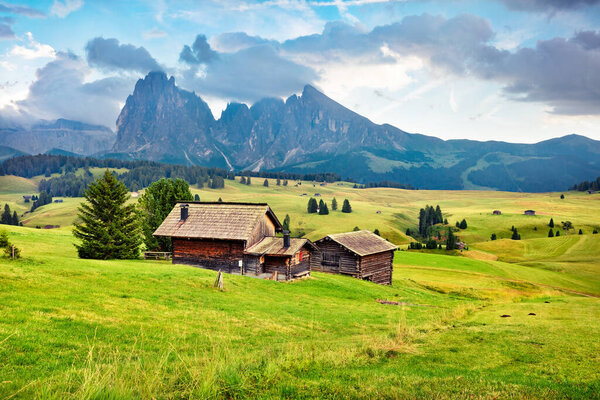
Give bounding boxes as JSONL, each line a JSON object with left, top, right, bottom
{"left": 493, "top": 210, "right": 502, "bottom": 215}
{"left": 456, "top": 242, "right": 467, "bottom": 250}
{"left": 376, "top": 210, "right": 381, "bottom": 214}
{"left": 54, "top": 199, "right": 63, "bottom": 203}
{"left": 588, "top": 190, "right": 596, "bottom": 194}
{"left": 314, "top": 193, "right": 321, "bottom": 197}
{"left": 23, "top": 195, "right": 32, "bottom": 200}
{"left": 524, "top": 210, "right": 536, "bottom": 216}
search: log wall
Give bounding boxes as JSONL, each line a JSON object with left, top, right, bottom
{"left": 247, "top": 215, "right": 276, "bottom": 248}
{"left": 359, "top": 251, "right": 393, "bottom": 285}
{"left": 172, "top": 238, "right": 245, "bottom": 273}
{"left": 311, "top": 239, "right": 359, "bottom": 276}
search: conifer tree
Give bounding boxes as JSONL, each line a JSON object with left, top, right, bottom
{"left": 341, "top": 199, "right": 352, "bottom": 213}
{"left": 263, "top": 179, "right": 269, "bottom": 187}
{"left": 194, "top": 194, "right": 200, "bottom": 201}
{"left": 276, "top": 177, "right": 281, "bottom": 186}
{"left": 1, "top": 204, "right": 11, "bottom": 225}
{"left": 459, "top": 219, "right": 468, "bottom": 229}
{"left": 491, "top": 233, "right": 497, "bottom": 240}
{"left": 579, "top": 229, "right": 583, "bottom": 235}
{"left": 283, "top": 179, "right": 288, "bottom": 186}
{"left": 240, "top": 176, "right": 246, "bottom": 184}
{"left": 445, "top": 228, "right": 457, "bottom": 250}
{"left": 548, "top": 229, "right": 554, "bottom": 237}
{"left": 307, "top": 198, "right": 318, "bottom": 213}
{"left": 319, "top": 200, "right": 329, "bottom": 215}
{"left": 511, "top": 228, "right": 521, "bottom": 240}
{"left": 11, "top": 211, "right": 18, "bottom": 226}
{"left": 246, "top": 176, "right": 251, "bottom": 185}
{"left": 331, "top": 197, "right": 338, "bottom": 211}
{"left": 283, "top": 214, "right": 290, "bottom": 231}
{"left": 549, "top": 218, "right": 554, "bottom": 228}
{"left": 73, "top": 171, "right": 141, "bottom": 259}
{"left": 374, "top": 229, "right": 380, "bottom": 236}
{"left": 353, "top": 226, "right": 360, "bottom": 231}
{"left": 556, "top": 230, "right": 560, "bottom": 236}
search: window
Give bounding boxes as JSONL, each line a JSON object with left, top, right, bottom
{"left": 322, "top": 252, "right": 340, "bottom": 267}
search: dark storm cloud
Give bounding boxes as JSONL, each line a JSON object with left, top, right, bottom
{"left": 499, "top": 0, "right": 600, "bottom": 12}
{"left": 86, "top": 37, "right": 162, "bottom": 73}
{"left": 179, "top": 34, "right": 317, "bottom": 102}
{"left": 0, "top": 3, "right": 45, "bottom": 17}
{"left": 17, "top": 52, "right": 135, "bottom": 127}
{"left": 179, "top": 34, "right": 218, "bottom": 64}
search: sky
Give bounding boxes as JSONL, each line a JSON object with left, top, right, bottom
{"left": 0, "top": 0, "right": 599, "bottom": 143}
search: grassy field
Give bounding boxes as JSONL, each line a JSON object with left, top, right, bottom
{"left": 0, "top": 174, "right": 599, "bottom": 398}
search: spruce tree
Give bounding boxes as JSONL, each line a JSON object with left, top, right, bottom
{"left": 73, "top": 170, "right": 142, "bottom": 259}
{"left": 276, "top": 177, "right": 281, "bottom": 186}
{"left": 353, "top": 226, "right": 360, "bottom": 231}
{"left": 549, "top": 218, "right": 554, "bottom": 228}
{"left": 579, "top": 229, "right": 583, "bottom": 235}
{"left": 556, "top": 230, "right": 560, "bottom": 237}
{"left": 1, "top": 204, "right": 11, "bottom": 225}
{"left": 138, "top": 178, "right": 193, "bottom": 252}
{"left": 444, "top": 218, "right": 448, "bottom": 225}
{"left": 511, "top": 228, "right": 521, "bottom": 240}
{"left": 331, "top": 197, "right": 338, "bottom": 211}
{"left": 246, "top": 176, "right": 251, "bottom": 185}
{"left": 240, "top": 176, "right": 246, "bottom": 184}
{"left": 263, "top": 179, "right": 269, "bottom": 187}
{"left": 319, "top": 200, "right": 329, "bottom": 215}
{"left": 445, "top": 228, "right": 456, "bottom": 250}
{"left": 548, "top": 229, "right": 554, "bottom": 237}
{"left": 194, "top": 194, "right": 200, "bottom": 201}
{"left": 307, "top": 198, "right": 318, "bottom": 213}
{"left": 283, "top": 179, "right": 288, "bottom": 186}
{"left": 11, "top": 211, "right": 18, "bottom": 226}
{"left": 282, "top": 214, "right": 290, "bottom": 231}
{"left": 341, "top": 199, "right": 352, "bottom": 213}
{"left": 374, "top": 229, "right": 380, "bottom": 236}
{"left": 491, "top": 233, "right": 497, "bottom": 240}
{"left": 459, "top": 219, "right": 467, "bottom": 229}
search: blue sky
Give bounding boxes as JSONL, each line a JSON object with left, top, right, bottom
{"left": 0, "top": 0, "right": 599, "bottom": 143}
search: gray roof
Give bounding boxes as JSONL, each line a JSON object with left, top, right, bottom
{"left": 245, "top": 236, "right": 315, "bottom": 256}
{"left": 153, "top": 202, "right": 282, "bottom": 241}
{"left": 320, "top": 230, "right": 397, "bottom": 256}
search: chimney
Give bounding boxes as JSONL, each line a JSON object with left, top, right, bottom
{"left": 283, "top": 230, "right": 290, "bottom": 248}
{"left": 180, "top": 204, "right": 189, "bottom": 221}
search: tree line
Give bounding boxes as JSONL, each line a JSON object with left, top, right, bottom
{"left": 307, "top": 197, "right": 350, "bottom": 214}
{"left": 570, "top": 176, "right": 600, "bottom": 192}
{"left": 1, "top": 204, "right": 20, "bottom": 226}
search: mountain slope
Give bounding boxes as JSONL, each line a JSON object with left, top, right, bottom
{"left": 110, "top": 72, "right": 600, "bottom": 192}
{"left": 0, "top": 118, "right": 115, "bottom": 156}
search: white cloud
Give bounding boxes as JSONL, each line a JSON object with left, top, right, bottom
{"left": 9, "top": 32, "right": 55, "bottom": 60}
{"left": 143, "top": 27, "right": 168, "bottom": 39}
{"left": 449, "top": 88, "right": 458, "bottom": 113}
{"left": 51, "top": 0, "right": 83, "bottom": 18}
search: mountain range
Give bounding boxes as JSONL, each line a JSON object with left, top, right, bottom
{"left": 3, "top": 71, "right": 600, "bottom": 192}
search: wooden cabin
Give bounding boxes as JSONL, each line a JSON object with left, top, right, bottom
{"left": 493, "top": 210, "right": 501, "bottom": 215}
{"left": 524, "top": 210, "right": 536, "bottom": 216}
{"left": 153, "top": 202, "right": 314, "bottom": 281}
{"left": 311, "top": 230, "right": 397, "bottom": 285}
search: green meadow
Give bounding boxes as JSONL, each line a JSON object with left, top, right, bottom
{"left": 0, "top": 174, "right": 599, "bottom": 398}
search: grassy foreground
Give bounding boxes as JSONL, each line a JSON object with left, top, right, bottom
{"left": 0, "top": 175, "right": 599, "bottom": 398}
{"left": 0, "top": 224, "right": 599, "bottom": 399}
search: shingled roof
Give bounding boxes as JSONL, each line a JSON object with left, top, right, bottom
{"left": 153, "top": 202, "right": 282, "bottom": 241}
{"left": 245, "top": 237, "right": 316, "bottom": 257}
{"left": 322, "top": 230, "right": 397, "bottom": 256}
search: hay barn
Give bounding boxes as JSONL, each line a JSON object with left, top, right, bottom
{"left": 153, "top": 202, "right": 314, "bottom": 281}
{"left": 311, "top": 230, "right": 397, "bottom": 285}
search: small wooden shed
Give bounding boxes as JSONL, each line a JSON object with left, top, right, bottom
{"left": 311, "top": 230, "right": 397, "bottom": 285}
{"left": 245, "top": 236, "right": 317, "bottom": 280}
{"left": 493, "top": 210, "right": 501, "bottom": 215}
{"left": 524, "top": 210, "right": 536, "bottom": 216}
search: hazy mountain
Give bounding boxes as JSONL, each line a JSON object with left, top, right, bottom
{"left": 110, "top": 72, "right": 600, "bottom": 192}
{"left": 0, "top": 118, "right": 115, "bottom": 156}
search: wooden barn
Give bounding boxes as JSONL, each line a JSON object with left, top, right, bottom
{"left": 311, "top": 230, "right": 397, "bottom": 285}
{"left": 153, "top": 202, "right": 314, "bottom": 281}
{"left": 524, "top": 209, "right": 536, "bottom": 216}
